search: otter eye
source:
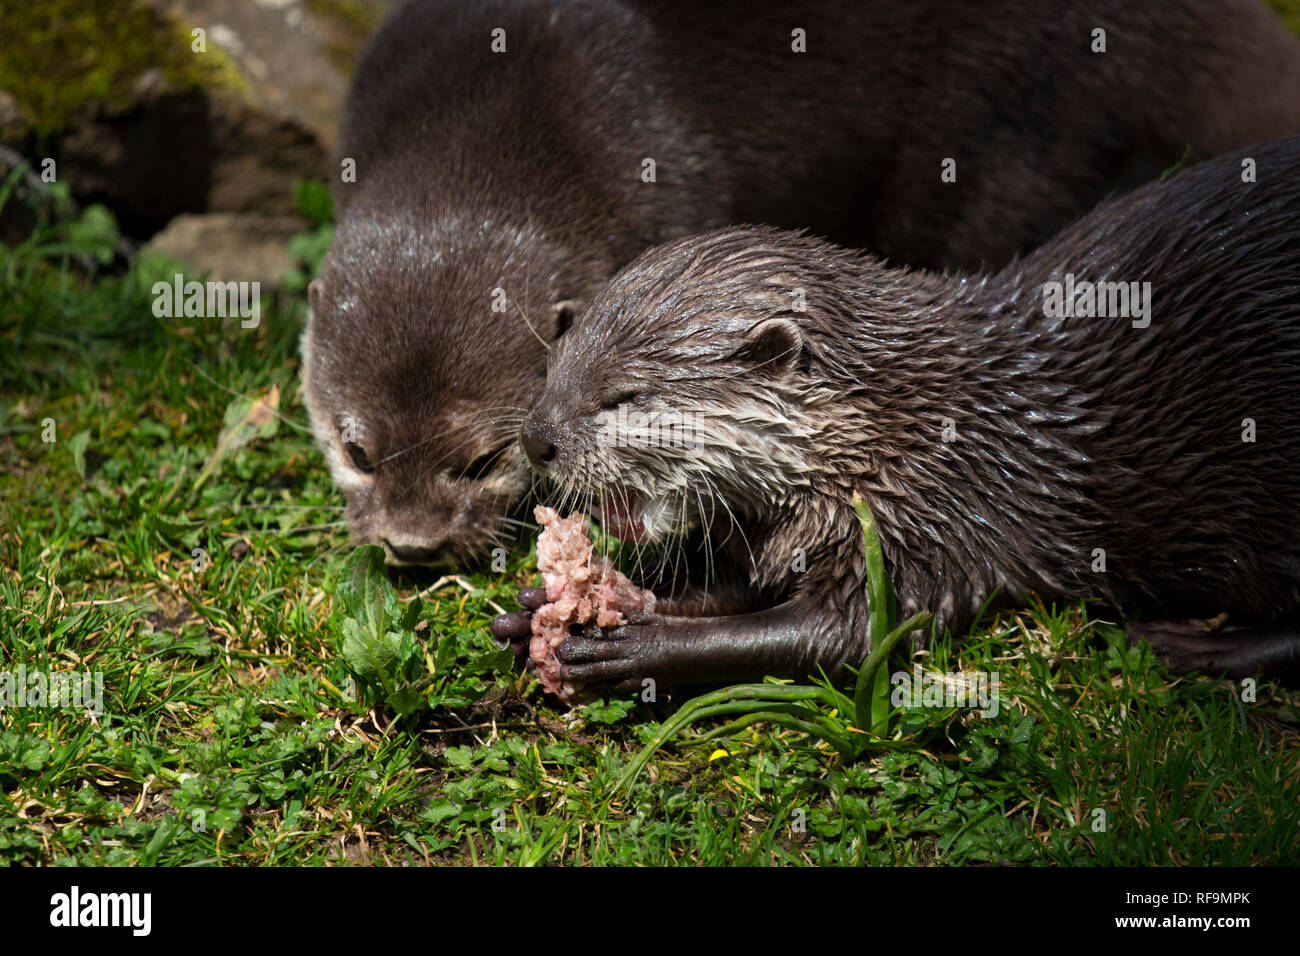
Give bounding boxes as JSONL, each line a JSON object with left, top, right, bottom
{"left": 555, "top": 304, "right": 576, "bottom": 336}
{"left": 602, "top": 389, "right": 640, "bottom": 410}
{"left": 461, "top": 444, "right": 508, "bottom": 481}
{"left": 551, "top": 299, "right": 581, "bottom": 338}
{"left": 346, "top": 442, "right": 374, "bottom": 473}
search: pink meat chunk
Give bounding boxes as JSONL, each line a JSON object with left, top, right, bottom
{"left": 529, "top": 506, "right": 656, "bottom": 701}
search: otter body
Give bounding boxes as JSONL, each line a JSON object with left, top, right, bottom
{"left": 303, "top": 0, "right": 1300, "bottom": 566}
{"left": 510, "top": 136, "right": 1300, "bottom": 692}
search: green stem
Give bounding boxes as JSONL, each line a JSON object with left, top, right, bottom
{"left": 614, "top": 686, "right": 837, "bottom": 791}
{"left": 866, "top": 611, "right": 933, "bottom": 737}
{"left": 695, "top": 703, "right": 856, "bottom": 752}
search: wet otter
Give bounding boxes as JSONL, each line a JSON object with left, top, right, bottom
{"left": 499, "top": 135, "right": 1300, "bottom": 693}
{"left": 302, "top": 0, "right": 1300, "bottom": 567}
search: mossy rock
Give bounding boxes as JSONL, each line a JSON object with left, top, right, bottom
{"left": 0, "top": 0, "right": 245, "bottom": 141}
{"left": 0, "top": 0, "right": 396, "bottom": 235}
{"left": 305, "top": 0, "right": 396, "bottom": 75}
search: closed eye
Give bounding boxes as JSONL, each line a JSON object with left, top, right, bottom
{"left": 601, "top": 389, "right": 641, "bottom": 410}
{"left": 461, "top": 443, "right": 511, "bottom": 480}
{"left": 346, "top": 442, "right": 374, "bottom": 474}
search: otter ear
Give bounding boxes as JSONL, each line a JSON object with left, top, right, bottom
{"left": 308, "top": 278, "right": 326, "bottom": 317}
{"left": 548, "top": 299, "right": 582, "bottom": 339}
{"left": 733, "top": 318, "right": 802, "bottom": 376}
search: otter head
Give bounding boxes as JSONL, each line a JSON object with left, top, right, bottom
{"left": 521, "top": 228, "right": 824, "bottom": 545}
{"left": 302, "top": 210, "right": 602, "bottom": 566}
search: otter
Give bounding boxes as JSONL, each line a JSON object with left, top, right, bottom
{"left": 496, "top": 135, "right": 1300, "bottom": 694}
{"left": 302, "top": 0, "right": 1300, "bottom": 567}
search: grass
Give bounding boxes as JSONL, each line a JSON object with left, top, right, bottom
{"left": 1, "top": 181, "right": 1298, "bottom": 867}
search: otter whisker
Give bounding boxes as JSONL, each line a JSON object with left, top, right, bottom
{"left": 242, "top": 503, "right": 345, "bottom": 511}
{"left": 280, "top": 521, "right": 352, "bottom": 534}
{"left": 691, "top": 485, "right": 716, "bottom": 600}
{"left": 509, "top": 293, "right": 551, "bottom": 352}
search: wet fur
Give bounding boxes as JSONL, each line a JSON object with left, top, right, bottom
{"left": 303, "top": 0, "right": 1300, "bottom": 564}
{"left": 527, "top": 136, "right": 1300, "bottom": 689}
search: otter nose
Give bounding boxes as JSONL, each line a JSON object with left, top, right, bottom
{"left": 521, "top": 420, "right": 557, "bottom": 470}
{"left": 383, "top": 538, "right": 449, "bottom": 565}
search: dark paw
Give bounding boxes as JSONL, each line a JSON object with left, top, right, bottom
{"left": 1131, "top": 620, "right": 1247, "bottom": 678}
{"left": 557, "top": 623, "right": 660, "bottom": 694}
{"left": 488, "top": 587, "right": 549, "bottom": 670}
{"left": 1132, "top": 619, "right": 1300, "bottom": 682}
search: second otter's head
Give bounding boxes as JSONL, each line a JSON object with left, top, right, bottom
{"left": 302, "top": 211, "right": 605, "bottom": 566}
{"left": 521, "top": 228, "right": 850, "bottom": 544}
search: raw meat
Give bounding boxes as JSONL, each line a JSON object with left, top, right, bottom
{"left": 530, "top": 506, "right": 656, "bottom": 701}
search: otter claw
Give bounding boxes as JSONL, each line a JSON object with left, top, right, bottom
{"left": 487, "top": 588, "right": 550, "bottom": 671}
{"left": 561, "top": 655, "right": 644, "bottom": 684}
{"left": 489, "top": 611, "right": 534, "bottom": 670}
{"left": 519, "top": 587, "right": 547, "bottom": 610}
{"left": 490, "top": 610, "right": 532, "bottom": 642}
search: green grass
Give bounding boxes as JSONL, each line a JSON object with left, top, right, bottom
{"left": 2, "top": 187, "right": 1298, "bottom": 867}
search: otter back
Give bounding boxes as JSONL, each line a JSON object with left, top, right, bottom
{"left": 304, "top": 0, "right": 1300, "bottom": 568}
{"left": 513, "top": 135, "right": 1300, "bottom": 694}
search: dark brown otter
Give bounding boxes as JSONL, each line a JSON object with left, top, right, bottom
{"left": 500, "top": 135, "right": 1300, "bottom": 694}
{"left": 302, "top": 0, "right": 1300, "bottom": 567}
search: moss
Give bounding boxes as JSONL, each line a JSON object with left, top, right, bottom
{"left": 0, "top": 0, "right": 247, "bottom": 140}
{"left": 305, "top": 0, "right": 390, "bottom": 75}
{"left": 1267, "top": 0, "right": 1300, "bottom": 36}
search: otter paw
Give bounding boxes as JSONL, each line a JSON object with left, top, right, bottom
{"left": 488, "top": 587, "right": 553, "bottom": 670}
{"left": 489, "top": 610, "right": 533, "bottom": 670}
{"left": 1132, "top": 620, "right": 1300, "bottom": 681}
{"left": 557, "top": 623, "right": 663, "bottom": 694}
{"left": 1130, "top": 620, "right": 1240, "bottom": 677}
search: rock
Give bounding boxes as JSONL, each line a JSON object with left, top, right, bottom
{"left": 143, "top": 0, "right": 372, "bottom": 150}
{"left": 58, "top": 87, "right": 227, "bottom": 236}
{"left": 1, "top": 0, "right": 393, "bottom": 238}
{"left": 0, "top": 90, "right": 31, "bottom": 145}
{"left": 59, "top": 84, "right": 327, "bottom": 234}
{"left": 142, "top": 212, "right": 307, "bottom": 289}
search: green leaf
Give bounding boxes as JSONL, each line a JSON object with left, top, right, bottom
{"left": 397, "top": 595, "right": 424, "bottom": 633}
{"left": 333, "top": 548, "right": 446, "bottom": 718}
{"left": 292, "top": 179, "right": 334, "bottom": 227}
{"left": 62, "top": 204, "right": 120, "bottom": 265}
{"left": 193, "top": 385, "right": 281, "bottom": 491}
{"left": 0, "top": 161, "right": 29, "bottom": 218}
{"left": 386, "top": 685, "right": 426, "bottom": 719}
{"left": 444, "top": 747, "right": 475, "bottom": 769}
{"left": 340, "top": 617, "right": 401, "bottom": 687}
{"left": 420, "top": 801, "right": 462, "bottom": 825}
{"left": 67, "top": 429, "right": 90, "bottom": 479}
{"left": 851, "top": 494, "right": 892, "bottom": 731}
{"left": 338, "top": 545, "right": 392, "bottom": 640}
{"left": 154, "top": 516, "right": 203, "bottom": 548}
{"left": 581, "top": 697, "right": 636, "bottom": 725}
{"left": 283, "top": 225, "right": 334, "bottom": 292}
